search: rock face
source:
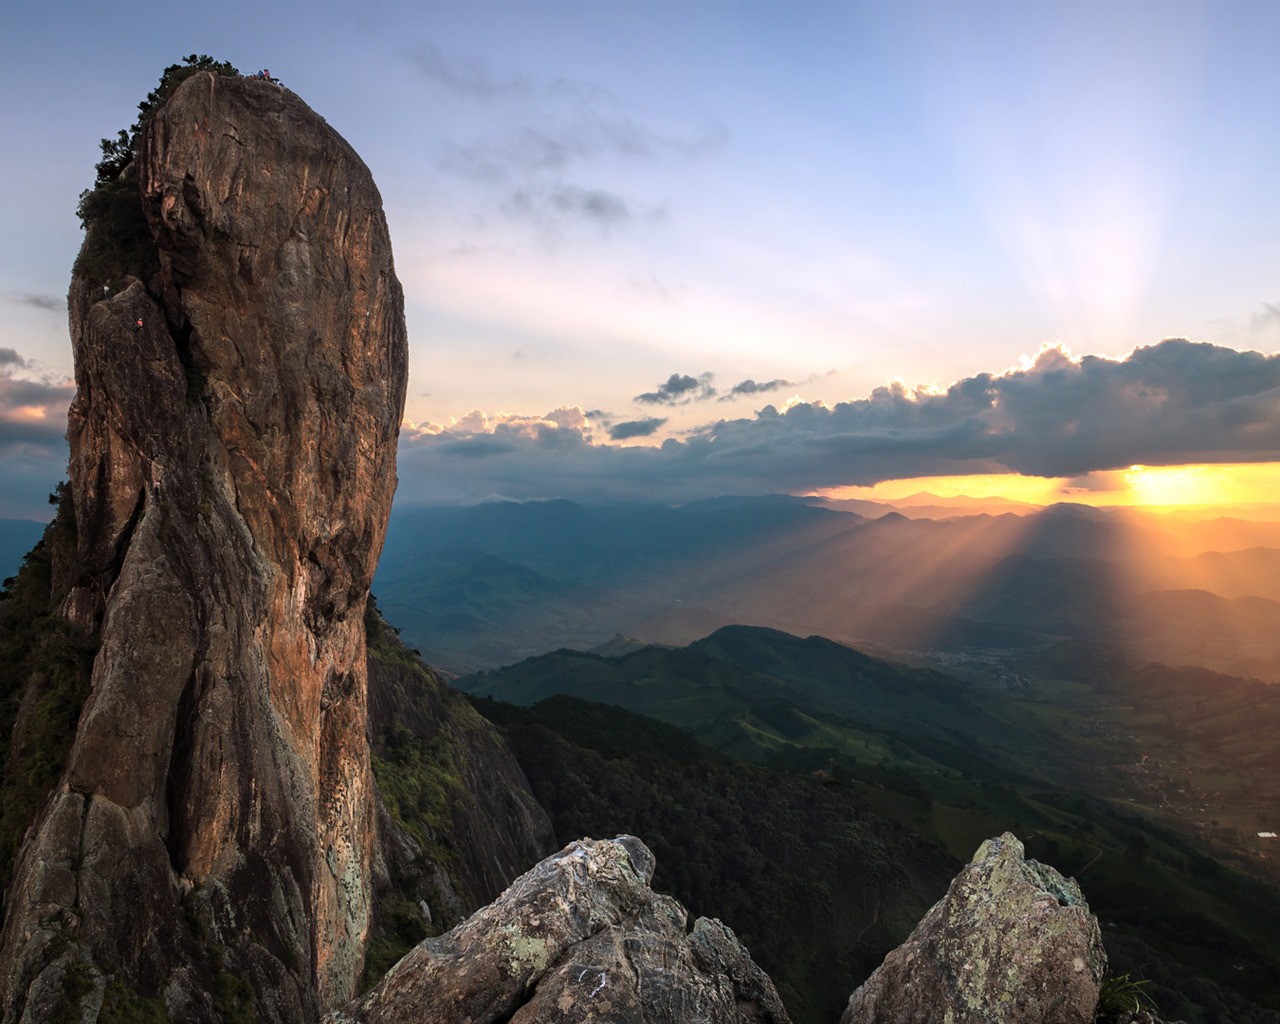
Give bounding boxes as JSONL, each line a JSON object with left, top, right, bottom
{"left": 0, "top": 72, "right": 407, "bottom": 1022}
{"left": 840, "top": 833, "right": 1106, "bottom": 1024}
{"left": 363, "top": 619, "right": 556, "bottom": 945}
{"left": 333, "top": 836, "right": 791, "bottom": 1024}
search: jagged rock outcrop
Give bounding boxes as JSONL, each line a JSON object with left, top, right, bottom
{"left": 840, "top": 832, "right": 1106, "bottom": 1024}
{"left": 332, "top": 835, "right": 791, "bottom": 1024}
{"left": 0, "top": 72, "right": 407, "bottom": 1023}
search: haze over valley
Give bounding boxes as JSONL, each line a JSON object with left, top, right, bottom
{"left": 374, "top": 493, "right": 1280, "bottom": 682}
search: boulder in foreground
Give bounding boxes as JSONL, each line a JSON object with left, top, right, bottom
{"left": 841, "top": 832, "right": 1106, "bottom": 1024}
{"left": 333, "top": 835, "right": 791, "bottom": 1024}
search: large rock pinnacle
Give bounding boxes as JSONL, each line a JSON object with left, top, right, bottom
{"left": 0, "top": 72, "right": 407, "bottom": 1023}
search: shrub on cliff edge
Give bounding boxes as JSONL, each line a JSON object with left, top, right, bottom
{"left": 74, "top": 55, "right": 239, "bottom": 287}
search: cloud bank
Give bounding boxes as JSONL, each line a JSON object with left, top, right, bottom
{"left": 0, "top": 353, "right": 73, "bottom": 517}
{"left": 0, "top": 366, "right": 73, "bottom": 448}
{"left": 396, "top": 340, "right": 1280, "bottom": 505}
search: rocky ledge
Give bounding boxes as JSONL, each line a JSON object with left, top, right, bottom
{"left": 331, "top": 835, "right": 791, "bottom": 1024}
{"left": 841, "top": 832, "right": 1106, "bottom": 1024}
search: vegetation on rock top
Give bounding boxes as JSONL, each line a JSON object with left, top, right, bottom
{"left": 74, "top": 55, "right": 239, "bottom": 287}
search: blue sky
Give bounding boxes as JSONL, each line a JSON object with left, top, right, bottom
{"left": 2, "top": 0, "right": 1279, "bottom": 516}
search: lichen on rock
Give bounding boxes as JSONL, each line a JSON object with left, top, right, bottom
{"left": 333, "top": 835, "right": 792, "bottom": 1024}
{"left": 840, "top": 832, "right": 1106, "bottom": 1024}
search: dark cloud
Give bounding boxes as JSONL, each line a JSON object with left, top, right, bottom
{"left": 440, "top": 120, "right": 726, "bottom": 182}
{"left": 634, "top": 372, "right": 717, "bottom": 405}
{"left": 0, "top": 348, "right": 27, "bottom": 368}
{"left": 609, "top": 418, "right": 667, "bottom": 440}
{"left": 394, "top": 340, "right": 1280, "bottom": 505}
{"left": 720, "top": 378, "right": 792, "bottom": 401}
{"left": 4, "top": 293, "right": 63, "bottom": 313}
{"left": 433, "top": 435, "right": 519, "bottom": 459}
{"left": 502, "top": 184, "right": 633, "bottom": 229}
{"left": 1061, "top": 470, "right": 1130, "bottom": 493}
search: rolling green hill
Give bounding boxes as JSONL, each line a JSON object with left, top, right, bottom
{"left": 458, "top": 624, "right": 1280, "bottom": 1022}
{"left": 471, "top": 693, "right": 959, "bottom": 1024}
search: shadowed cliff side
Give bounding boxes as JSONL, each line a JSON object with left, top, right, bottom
{"left": 0, "top": 71, "right": 406, "bottom": 1023}
{"left": 361, "top": 608, "right": 556, "bottom": 986}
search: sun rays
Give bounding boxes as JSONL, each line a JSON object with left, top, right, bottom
{"left": 819, "top": 463, "right": 1280, "bottom": 515}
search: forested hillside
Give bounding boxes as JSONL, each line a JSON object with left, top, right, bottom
{"left": 460, "top": 627, "right": 1280, "bottom": 1023}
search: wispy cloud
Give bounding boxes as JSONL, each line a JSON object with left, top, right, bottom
{"left": 4, "top": 292, "right": 63, "bottom": 313}
{"left": 1252, "top": 301, "right": 1280, "bottom": 333}
{"left": 404, "top": 42, "right": 605, "bottom": 104}
{"left": 720, "top": 378, "right": 792, "bottom": 401}
{"left": 438, "top": 119, "right": 726, "bottom": 182}
{"left": 634, "top": 372, "right": 717, "bottom": 405}
{"left": 395, "top": 340, "right": 1280, "bottom": 505}
{"left": 627, "top": 275, "right": 682, "bottom": 302}
{"left": 410, "top": 40, "right": 724, "bottom": 248}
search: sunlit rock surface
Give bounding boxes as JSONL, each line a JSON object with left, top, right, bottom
{"left": 840, "top": 832, "right": 1106, "bottom": 1024}
{"left": 333, "top": 836, "right": 792, "bottom": 1024}
{"left": 0, "top": 71, "right": 406, "bottom": 1023}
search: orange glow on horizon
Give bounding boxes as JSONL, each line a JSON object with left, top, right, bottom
{"left": 815, "top": 462, "right": 1280, "bottom": 511}
{"left": 5, "top": 405, "right": 51, "bottom": 423}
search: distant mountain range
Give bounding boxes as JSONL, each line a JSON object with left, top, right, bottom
{"left": 374, "top": 494, "right": 1280, "bottom": 679}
